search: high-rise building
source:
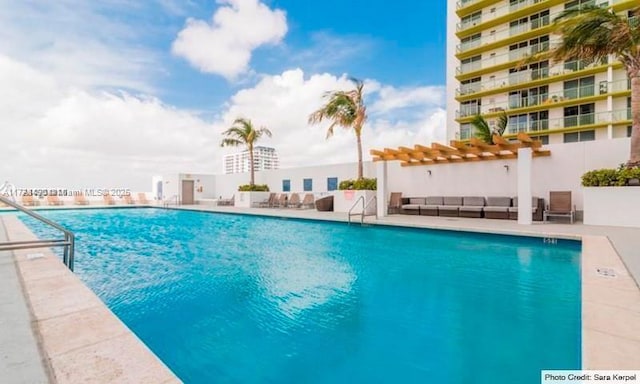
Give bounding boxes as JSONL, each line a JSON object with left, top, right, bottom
{"left": 446, "top": 0, "right": 635, "bottom": 145}
{"left": 223, "top": 146, "right": 279, "bottom": 174}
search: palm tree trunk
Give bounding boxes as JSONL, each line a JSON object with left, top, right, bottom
{"left": 630, "top": 72, "right": 640, "bottom": 167}
{"left": 356, "top": 130, "right": 363, "bottom": 179}
{"left": 249, "top": 143, "right": 255, "bottom": 186}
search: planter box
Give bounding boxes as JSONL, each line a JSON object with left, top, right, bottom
{"left": 234, "top": 192, "right": 271, "bottom": 208}
{"left": 332, "top": 190, "right": 377, "bottom": 214}
{"left": 583, "top": 187, "right": 640, "bottom": 228}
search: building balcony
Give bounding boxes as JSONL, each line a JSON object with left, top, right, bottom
{"left": 457, "top": 0, "right": 553, "bottom": 33}
{"left": 457, "top": 14, "right": 551, "bottom": 54}
{"left": 456, "top": 58, "right": 610, "bottom": 99}
{"left": 455, "top": 79, "right": 630, "bottom": 119}
{"left": 505, "top": 109, "right": 631, "bottom": 134}
{"left": 457, "top": 41, "right": 550, "bottom": 76}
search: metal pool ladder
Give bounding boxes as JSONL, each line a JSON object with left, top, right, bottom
{"left": 348, "top": 195, "right": 377, "bottom": 225}
{"left": 0, "top": 196, "right": 76, "bottom": 271}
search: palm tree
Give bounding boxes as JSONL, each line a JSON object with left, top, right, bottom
{"left": 551, "top": 6, "right": 640, "bottom": 166}
{"left": 308, "top": 78, "right": 367, "bottom": 179}
{"left": 470, "top": 112, "right": 508, "bottom": 144}
{"left": 220, "top": 118, "right": 272, "bottom": 186}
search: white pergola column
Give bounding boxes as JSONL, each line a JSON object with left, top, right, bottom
{"left": 517, "top": 147, "right": 532, "bottom": 225}
{"left": 376, "top": 161, "right": 388, "bottom": 218}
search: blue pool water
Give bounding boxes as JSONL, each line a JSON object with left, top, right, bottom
{"left": 21, "top": 208, "right": 581, "bottom": 383}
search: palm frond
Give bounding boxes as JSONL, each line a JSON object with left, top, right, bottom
{"left": 470, "top": 115, "right": 493, "bottom": 144}
{"left": 495, "top": 112, "right": 508, "bottom": 136}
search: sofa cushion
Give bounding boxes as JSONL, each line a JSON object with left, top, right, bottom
{"left": 486, "top": 197, "right": 511, "bottom": 207}
{"left": 402, "top": 204, "right": 421, "bottom": 210}
{"left": 425, "top": 196, "right": 443, "bottom": 205}
{"left": 409, "top": 198, "right": 426, "bottom": 205}
{"left": 438, "top": 205, "right": 459, "bottom": 211}
{"left": 419, "top": 205, "right": 439, "bottom": 209}
{"left": 484, "top": 206, "right": 509, "bottom": 212}
{"left": 463, "top": 196, "right": 485, "bottom": 207}
{"left": 443, "top": 196, "right": 463, "bottom": 206}
{"left": 508, "top": 207, "right": 538, "bottom": 213}
{"left": 459, "top": 206, "right": 483, "bottom": 212}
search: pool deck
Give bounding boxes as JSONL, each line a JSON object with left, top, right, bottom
{"left": 0, "top": 204, "right": 639, "bottom": 382}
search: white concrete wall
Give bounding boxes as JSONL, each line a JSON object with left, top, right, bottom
{"left": 445, "top": 0, "right": 458, "bottom": 142}
{"left": 386, "top": 138, "right": 630, "bottom": 210}
{"left": 212, "top": 162, "right": 376, "bottom": 198}
{"left": 584, "top": 187, "right": 640, "bottom": 228}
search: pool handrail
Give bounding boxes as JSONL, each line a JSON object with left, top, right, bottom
{"left": 0, "top": 195, "right": 76, "bottom": 271}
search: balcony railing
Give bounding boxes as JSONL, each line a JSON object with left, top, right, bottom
{"left": 456, "top": 58, "right": 608, "bottom": 97}
{"left": 456, "top": 79, "right": 630, "bottom": 118}
{"left": 456, "top": 0, "right": 483, "bottom": 10}
{"left": 457, "top": 42, "right": 551, "bottom": 75}
{"left": 457, "top": 14, "right": 551, "bottom": 53}
{"left": 505, "top": 109, "right": 631, "bottom": 134}
{"left": 457, "top": 0, "right": 544, "bottom": 32}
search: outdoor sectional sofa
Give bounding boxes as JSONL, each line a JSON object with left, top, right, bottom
{"left": 398, "top": 196, "right": 544, "bottom": 221}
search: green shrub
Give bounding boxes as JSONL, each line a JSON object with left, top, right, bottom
{"left": 338, "top": 178, "right": 377, "bottom": 190}
{"left": 238, "top": 184, "right": 269, "bottom": 192}
{"left": 581, "top": 167, "right": 640, "bottom": 187}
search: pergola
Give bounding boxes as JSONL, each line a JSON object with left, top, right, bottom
{"left": 370, "top": 132, "right": 550, "bottom": 166}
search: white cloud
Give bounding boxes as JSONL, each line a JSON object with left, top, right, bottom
{"left": 217, "top": 69, "right": 447, "bottom": 168}
{"left": 0, "top": 56, "right": 216, "bottom": 191}
{"left": 172, "top": 0, "right": 288, "bottom": 80}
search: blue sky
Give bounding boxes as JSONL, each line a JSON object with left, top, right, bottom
{"left": 0, "top": 0, "right": 448, "bottom": 189}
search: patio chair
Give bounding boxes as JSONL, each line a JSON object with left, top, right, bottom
{"left": 21, "top": 195, "right": 39, "bottom": 206}
{"left": 388, "top": 192, "right": 402, "bottom": 214}
{"left": 276, "top": 193, "right": 288, "bottom": 208}
{"left": 544, "top": 191, "right": 576, "bottom": 224}
{"left": 219, "top": 195, "right": 235, "bottom": 206}
{"left": 47, "top": 195, "right": 64, "bottom": 206}
{"left": 257, "top": 193, "right": 276, "bottom": 208}
{"left": 300, "top": 194, "right": 315, "bottom": 209}
{"left": 124, "top": 194, "right": 136, "bottom": 204}
{"left": 74, "top": 194, "right": 90, "bottom": 205}
{"left": 137, "top": 193, "right": 150, "bottom": 204}
{"left": 103, "top": 193, "right": 116, "bottom": 205}
{"left": 315, "top": 195, "right": 333, "bottom": 211}
{"left": 287, "top": 193, "right": 301, "bottom": 208}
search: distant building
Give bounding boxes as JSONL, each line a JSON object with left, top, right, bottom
{"left": 223, "top": 146, "right": 279, "bottom": 174}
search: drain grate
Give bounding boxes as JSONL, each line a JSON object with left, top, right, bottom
{"left": 596, "top": 267, "right": 616, "bottom": 278}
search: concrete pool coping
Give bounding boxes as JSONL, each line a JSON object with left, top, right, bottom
{"left": 1, "top": 205, "right": 639, "bottom": 380}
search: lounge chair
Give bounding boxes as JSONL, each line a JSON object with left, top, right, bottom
{"left": 419, "top": 196, "right": 443, "bottom": 216}
{"left": 401, "top": 197, "right": 425, "bottom": 215}
{"left": 483, "top": 197, "right": 511, "bottom": 219}
{"left": 137, "top": 193, "right": 150, "bottom": 204}
{"left": 276, "top": 193, "right": 288, "bottom": 208}
{"left": 315, "top": 195, "right": 333, "bottom": 211}
{"left": 124, "top": 194, "right": 136, "bottom": 204}
{"left": 256, "top": 193, "right": 276, "bottom": 208}
{"left": 544, "top": 191, "right": 576, "bottom": 223}
{"left": 459, "top": 196, "right": 485, "bottom": 218}
{"left": 74, "top": 194, "right": 90, "bottom": 205}
{"left": 508, "top": 196, "right": 544, "bottom": 221}
{"left": 21, "top": 195, "right": 39, "bottom": 206}
{"left": 218, "top": 195, "right": 234, "bottom": 206}
{"left": 287, "top": 193, "right": 301, "bottom": 208}
{"left": 47, "top": 195, "right": 64, "bottom": 206}
{"left": 438, "top": 196, "right": 463, "bottom": 217}
{"left": 388, "top": 192, "right": 403, "bottom": 214}
{"left": 300, "top": 194, "right": 315, "bottom": 209}
{"left": 103, "top": 193, "right": 116, "bottom": 205}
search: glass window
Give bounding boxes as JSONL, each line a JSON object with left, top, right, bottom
{"left": 460, "top": 123, "right": 473, "bottom": 139}
{"left": 282, "top": 179, "right": 290, "bottom": 192}
{"left": 303, "top": 178, "right": 313, "bottom": 192}
{"left": 564, "top": 130, "right": 595, "bottom": 143}
{"left": 564, "top": 103, "right": 594, "bottom": 127}
{"left": 530, "top": 135, "right": 549, "bottom": 145}
{"left": 327, "top": 177, "right": 338, "bottom": 191}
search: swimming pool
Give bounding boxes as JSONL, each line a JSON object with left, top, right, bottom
{"left": 21, "top": 208, "right": 581, "bottom": 383}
